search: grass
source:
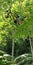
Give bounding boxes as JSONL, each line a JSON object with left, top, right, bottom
{"left": 0, "top": 52, "right": 32, "bottom": 65}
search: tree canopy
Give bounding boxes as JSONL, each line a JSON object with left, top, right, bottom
{"left": 0, "top": 0, "right": 33, "bottom": 44}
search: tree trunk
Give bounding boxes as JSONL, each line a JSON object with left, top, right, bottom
{"left": 12, "top": 38, "right": 14, "bottom": 61}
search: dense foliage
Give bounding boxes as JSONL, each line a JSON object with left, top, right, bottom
{"left": 0, "top": 0, "right": 33, "bottom": 65}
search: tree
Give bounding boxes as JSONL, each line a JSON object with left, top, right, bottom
{"left": 0, "top": 0, "right": 33, "bottom": 57}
